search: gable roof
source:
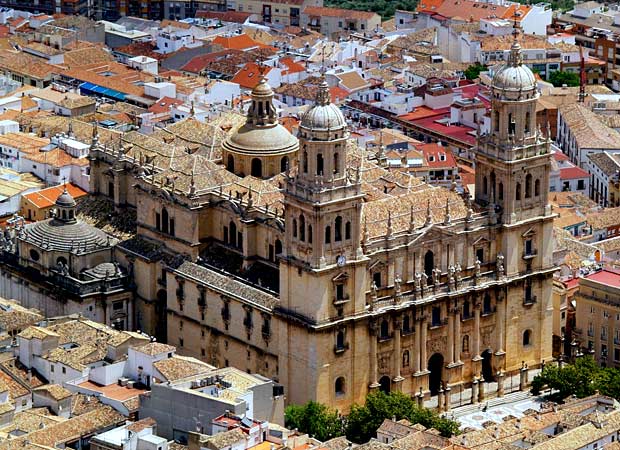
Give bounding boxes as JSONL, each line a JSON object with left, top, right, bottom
{"left": 23, "top": 183, "right": 87, "bottom": 209}
{"left": 231, "top": 62, "right": 273, "bottom": 89}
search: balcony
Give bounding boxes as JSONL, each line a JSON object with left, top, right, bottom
{"left": 524, "top": 296, "right": 537, "bottom": 306}
{"left": 430, "top": 318, "right": 449, "bottom": 328}
{"left": 523, "top": 249, "right": 538, "bottom": 260}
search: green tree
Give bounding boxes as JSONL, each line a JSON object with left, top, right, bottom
{"left": 548, "top": 70, "right": 580, "bottom": 88}
{"left": 345, "top": 391, "right": 460, "bottom": 443}
{"left": 464, "top": 63, "right": 488, "bottom": 80}
{"left": 284, "top": 401, "right": 344, "bottom": 441}
{"left": 531, "top": 357, "right": 599, "bottom": 401}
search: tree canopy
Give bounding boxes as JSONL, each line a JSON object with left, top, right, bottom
{"left": 531, "top": 356, "right": 620, "bottom": 402}
{"left": 284, "top": 392, "right": 460, "bottom": 445}
{"left": 464, "top": 63, "right": 488, "bottom": 80}
{"left": 548, "top": 70, "right": 580, "bottom": 88}
{"left": 324, "top": 0, "right": 419, "bottom": 19}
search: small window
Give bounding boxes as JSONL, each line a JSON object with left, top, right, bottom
{"left": 29, "top": 249, "right": 40, "bottom": 261}
{"left": 523, "top": 329, "right": 532, "bottom": 346}
{"left": 335, "top": 377, "right": 345, "bottom": 396}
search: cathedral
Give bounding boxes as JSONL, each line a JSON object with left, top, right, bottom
{"left": 85, "top": 32, "right": 554, "bottom": 410}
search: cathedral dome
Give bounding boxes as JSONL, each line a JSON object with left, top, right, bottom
{"left": 300, "top": 78, "right": 347, "bottom": 132}
{"left": 491, "top": 40, "right": 536, "bottom": 93}
{"left": 56, "top": 189, "right": 76, "bottom": 208}
{"left": 21, "top": 218, "right": 113, "bottom": 253}
{"left": 223, "top": 76, "right": 298, "bottom": 157}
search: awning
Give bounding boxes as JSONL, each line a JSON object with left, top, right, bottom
{"left": 79, "top": 82, "right": 126, "bottom": 101}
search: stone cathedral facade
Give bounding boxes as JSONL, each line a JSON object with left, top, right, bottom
{"left": 88, "top": 35, "right": 554, "bottom": 411}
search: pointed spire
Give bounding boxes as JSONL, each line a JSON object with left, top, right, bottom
{"left": 409, "top": 204, "right": 415, "bottom": 232}
{"left": 386, "top": 211, "right": 393, "bottom": 237}
{"left": 316, "top": 75, "right": 331, "bottom": 106}
{"left": 444, "top": 198, "right": 451, "bottom": 225}
{"left": 507, "top": 9, "right": 523, "bottom": 67}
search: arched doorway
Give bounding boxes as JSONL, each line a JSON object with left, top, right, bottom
{"left": 428, "top": 353, "right": 444, "bottom": 395}
{"left": 379, "top": 375, "right": 391, "bottom": 393}
{"left": 424, "top": 250, "right": 434, "bottom": 284}
{"left": 251, "top": 158, "right": 262, "bottom": 178}
{"left": 481, "top": 349, "right": 494, "bottom": 382}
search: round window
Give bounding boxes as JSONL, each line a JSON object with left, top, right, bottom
{"left": 29, "top": 249, "right": 39, "bottom": 261}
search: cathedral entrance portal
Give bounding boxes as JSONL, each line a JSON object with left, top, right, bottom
{"left": 481, "top": 349, "right": 494, "bottom": 382}
{"left": 379, "top": 375, "right": 391, "bottom": 393}
{"left": 428, "top": 353, "right": 443, "bottom": 395}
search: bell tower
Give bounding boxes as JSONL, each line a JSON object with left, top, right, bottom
{"left": 280, "top": 78, "right": 367, "bottom": 321}
{"left": 475, "top": 22, "right": 552, "bottom": 226}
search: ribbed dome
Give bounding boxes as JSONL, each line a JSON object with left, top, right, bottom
{"left": 21, "top": 218, "right": 114, "bottom": 253}
{"left": 90, "top": 262, "right": 120, "bottom": 278}
{"left": 56, "top": 189, "right": 76, "bottom": 208}
{"left": 300, "top": 78, "right": 347, "bottom": 131}
{"left": 491, "top": 40, "right": 536, "bottom": 93}
{"left": 223, "top": 74, "right": 299, "bottom": 157}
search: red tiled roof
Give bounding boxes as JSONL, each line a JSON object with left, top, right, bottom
{"left": 583, "top": 269, "right": 620, "bottom": 288}
{"left": 148, "top": 96, "right": 184, "bottom": 114}
{"left": 553, "top": 151, "right": 570, "bottom": 161}
{"left": 213, "top": 34, "right": 264, "bottom": 51}
{"left": 196, "top": 10, "right": 252, "bottom": 23}
{"left": 303, "top": 6, "right": 379, "bottom": 20}
{"left": 329, "top": 85, "right": 349, "bottom": 103}
{"left": 419, "top": 142, "right": 458, "bottom": 168}
{"left": 180, "top": 49, "right": 241, "bottom": 73}
{"left": 231, "top": 62, "right": 273, "bottom": 89}
{"left": 280, "top": 57, "right": 305, "bottom": 75}
{"left": 560, "top": 166, "right": 589, "bottom": 180}
{"left": 23, "top": 183, "right": 87, "bottom": 209}
{"left": 417, "top": 0, "right": 531, "bottom": 22}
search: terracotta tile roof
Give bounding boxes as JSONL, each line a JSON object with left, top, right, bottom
{"left": 417, "top": 0, "right": 531, "bottom": 22}
{"left": 23, "top": 183, "right": 87, "bottom": 209}
{"left": 0, "top": 133, "right": 50, "bottom": 153}
{"left": 212, "top": 34, "right": 265, "bottom": 51}
{"left": 161, "top": 19, "right": 192, "bottom": 30}
{"left": 562, "top": 103, "right": 620, "bottom": 150}
{"left": 303, "top": 6, "right": 379, "bottom": 20}
{"left": 23, "top": 148, "right": 89, "bottom": 168}
{"left": 34, "top": 384, "right": 72, "bottom": 401}
{"left": 0, "top": 51, "right": 55, "bottom": 80}
{"left": 134, "top": 342, "right": 176, "bottom": 356}
{"left": 153, "top": 355, "right": 213, "bottom": 382}
{"left": 334, "top": 70, "right": 369, "bottom": 92}
{"left": 63, "top": 45, "right": 115, "bottom": 69}
{"left": 586, "top": 207, "right": 620, "bottom": 230}
{"left": 280, "top": 57, "right": 305, "bottom": 75}
{"left": 148, "top": 96, "right": 184, "bottom": 114}
{"left": 195, "top": 10, "right": 252, "bottom": 23}
{"left": 560, "top": 166, "right": 589, "bottom": 180}
{"left": 114, "top": 42, "right": 167, "bottom": 61}
{"left": 180, "top": 49, "right": 241, "bottom": 73}
{"left": 231, "top": 62, "right": 273, "bottom": 89}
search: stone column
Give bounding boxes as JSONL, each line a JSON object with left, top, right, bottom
{"left": 437, "top": 387, "right": 444, "bottom": 412}
{"left": 393, "top": 315, "right": 404, "bottom": 384}
{"left": 497, "top": 371, "right": 505, "bottom": 397}
{"left": 472, "top": 378, "right": 479, "bottom": 405}
{"left": 473, "top": 299, "right": 481, "bottom": 358}
{"left": 414, "top": 313, "right": 421, "bottom": 373}
{"left": 369, "top": 320, "right": 380, "bottom": 388}
{"left": 447, "top": 304, "right": 455, "bottom": 364}
{"left": 444, "top": 386, "right": 452, "bottom": 412}
{"left": 519, "top": 363, "right": 528, "bottom": 391}
{"left": 478, "top": 378, "right": 485, "bottom": 402}
{"left": 454, "top": 303, "right": 462, "bottom": 363}
{"left": 495, "top": 290, "right": 506, "bottom": 355}
{"left": 420, "top": 313, "right": 428, "bottom": 372}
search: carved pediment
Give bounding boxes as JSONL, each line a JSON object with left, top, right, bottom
{"left": 406, "top": 225, "right": 454, "bottom": 248}
{"left": 522, "top": 227, "right": 536, "bottom": 238}
{"left": 472, "top": 235, "right": 490, "bottom": 246}
{"left": 332, "top": 272, "right": 349, "bottom": 282}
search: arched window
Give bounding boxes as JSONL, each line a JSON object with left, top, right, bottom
{"left": 251, "top": 158, "right": 262, "bottom": 178}
{"left": 227, "top": 154, "right": 234, "bottom": 172}
{"left": 308, "top": 224, "right": 313, "bottom": 244}
{"left": 303, "top": 151, "right": 308, "bottom": 173}
{"left": 162, "top": 208, "right": 169, "bottom": 234}
{"left": 317, "top": 153, "right": 324, "bottom": 175}
{"left": 483, "top": 293, "right": 492, "bottom": 314}
{"left": 462, "top": 335, "right": 470, "bottom": 353}
{"left": 424, "top": 250, "right": 434, "bottom": 283}
{"left": 62, "top": 210, "right": 66, "bottom": 220}
{"left": 229, "top": 221, "right": 237, "bottom": 247}
{"left": 335, "top": 216, "right": 343, "bottom": 241}
{"left": 402, "top": 350, "right": 410, "bottom": 368}
{"left": 508, "top": 112, "right": 515, "bottom": 134}
{"left": 499, "top": 182, "right": 504, "bottom": 201}
{"left": 155, "top": 212, "right": 161, "bottom": 231}
{"left": 523, "top": 329, "right": 532, "bottom": 346}
{"left": 483, "top": 176, "right": 488, "bottom": 196}
{"left": 535, "top": 178, "right": 540, "bottom": 197}
{"left": 516, "top": 183, "right": 522, "bottom": 201}
{"left": 403, "top": 315, "right": 410, "bottom": 333}
{"left": 380, "top": 320, "right": 389, "bottom": 339}
{"left": 494, "top": 111, "right": 499, "bottom": 132}
{"left": 299, "top": 215, "right": 305, "bottom": 242}
{"left": 292, "top": 219, "right": 298, "bottom": 238}
{"left": 525, "top": 174, "right": 532, "bottom": 198}
{"left": 490, "top": 171, "right": 496, "bottom": 200}
{"left": 336, "top": 330, "right": 345, "bottom": 349}
{"left": 275, "top": 239, "right": 282, "bottom": 255}
{"left": 56, "top": 256, "right": 68, "bottom": 267}
{"left": 345, "top": 221, "right": 351, "bottom": 240}
{"left": 281, "top": 156, "right": 289, "bottom": 173}
{"left": 335, "top": 377, "right": 345, "bottom": 396}
{"left": 333, "top": 152, "right": 339, "bottom": 174}
{"left": 325, "top": 225, "right": 331, "bottom": 244}
{"left": 69, "top": 210, "right": 74, "bottom": 219}
{"left": 525, "top": 111, "right": 531, "bottom": 133}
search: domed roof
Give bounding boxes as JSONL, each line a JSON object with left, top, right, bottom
{"left": 56, "top": 188, "right": 76, "bottom": 208}
{"left": 21, "top": 217, "right": 115, "bottom": 253}
{"left": 90, "top": 262, "right": 121, "bottom": 279}
{"left": 223, "top": 75, "right": 298, "bottom": 157}
{"left": 491, "top": 40, "right": 536, "bottom": 92}
{"left": 300, "top": 78, "right": 347, "bottom": 132}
